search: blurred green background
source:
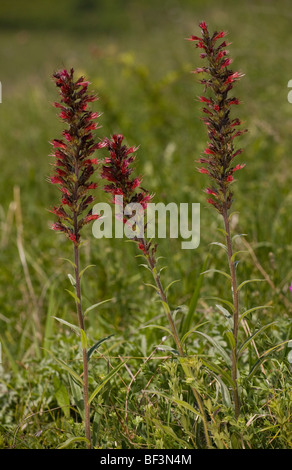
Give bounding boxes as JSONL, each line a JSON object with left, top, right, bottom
{"left": 0, "top": 0, "right": 292, "bottom": 448}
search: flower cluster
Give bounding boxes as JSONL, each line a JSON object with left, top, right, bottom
{"left": 49, "top": 68, "right": 100, "bottom": 245}
{"left": 189, "top": 22, "right": 247, "bottom": 214}
{"left": 100, "top": 134, "right": 152, "bottom": 208}
{"left": 100, "top": 134, "right": 153, "bottom": 252}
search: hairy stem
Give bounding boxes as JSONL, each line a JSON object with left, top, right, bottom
{"left": 74, "top": 238, "right": 92, "bottom": 448}
{"left": 222, "top": 207, "right": 240, "bottom": 419}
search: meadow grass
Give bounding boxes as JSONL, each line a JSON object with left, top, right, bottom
{"left": 0, "top": 0, "right": 291, "bottom": 449}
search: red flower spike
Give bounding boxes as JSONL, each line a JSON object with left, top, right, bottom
{"left": 100, "top": 135, "right": 153, "bottom": 250}
{"left": 206, "top": 188, "right": 218, "bottom": 197}
{"left": 49, "top": 68, "right": 100, "bottom": 246}
{"left": 213, "top": 31, "right": 227, "bottom": 41}
{"left": 199, "top": 96, "right": 212, "bottom": 104}
{"left": 207, "top": 198, "right": 216, "bottom": 205}
{"left": 190, "top": 22, "right": 247, "bottom": 213}
{"left": 232, "top": 164, "right": 246, "bottom": 172}
{"left": 138, "top": 243, "right": 146, "bottom": 253}
{"left": 188, "top": 35, "right": 201, "bottom": 41}
{"left": 100, "top": 135, "right": 152, "bottom": 208}
{"left": 197, "top": 167, "right": 209, "bottom": 174}
{"left": 199, "top": 21, "right": 207, "bottom": 31}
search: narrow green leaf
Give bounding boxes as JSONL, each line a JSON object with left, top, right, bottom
{"left": 88, "top": 361, "right": 127, "bottom": 404}
{"left": 57, "top": 437, "right": 90, "bottom": 449}
{"left": 0, "top": 334, "right": 18, "bottom": 374}
{"left": 144, "top": 283, "right": 160, "bottom": 293}
{"left": 202, "top": 269, "right": 232, "bottom": 281}
{"left": 225, "top": 330, "right": 236, "bottom": 350}
{"left": 68, "top": 374, "right": 84, "bottom": 419}
{"left": 79, "top": 264, "right": 96, "bottom": 278}
{"left": 238, "top": 322, "right": 277, "bottom": 357}
{"left": 140, "top": 324, "right": 173, "bottom": 337}
{"left": 217, "top": 228, "right": 228, "bottom": 237}
{"left": 181, "top": 321, "right": 209, "bottom": 345}
{"left": 53, "top": 316, "right": 80, "bottom": 336}
{"left": 207, "top": 369, "right": 231, "bottom": 407}
{"left": 160, "top": 300, "right": 171, "bottom": 315}
{"left": 248, "top": 339, "right": 291, "bottom": 379}
{"left": 191, "top": 331, "right": 231, "bottom": 365}
{"left": 80, "top": 329, "right": 87, "bottom": 350}
{"left": 165, "top": 279, "right": 180, "bottom": 293}
{"left": 232, "top": 234, "right": 247, "bottom": 242}
{"left": 216, "top": 304, "right": 233, "bottom": 328}
{"left": 204, "top": 296, "right": 235, "bottom": 313}
{"left": 67, "top": 273, "right": 76, "bottom": 286}
{"left": 135, "top": 254, "right": 148, "bottom": 260}
{"left": 44, "top": 349, "right": 83, "bottom": 386}
{"left": 65, "top": 289, "right": 80, "bottom": 304}
{"left": 228, "top": 211, "right": 239, "bottom": 222}
{"left": 92, "top": 411, "right": 100, "bottom": 448}
{"left": 152, "top": 419, "right": 191, "bottom": 448}
{"left": 201, "top": 358, "right": 235, "bottom": 388}
{"left": 209, "top": 241, "right": 227, "bottom": 252}
{"left": 261, "top": 339, "right": 291, "bottom": 358}
{"left": 43, "top": 288, "right": 57, "bottom": 355}
{"left": 240, "top": 305, "right": 273, "bottom": 321}
{"left": 237, "top": 279, "right": 266, "bottom": 292}
{"left": 144, "top": 390, "right": 202, "bottom": 418}
{"left": 53, "top": 376, "right": 70, "bottom": 419}
{"left": 156, "top": 345, "right": 179, "bottom": 355}
{"left": 231, "top": 250, "right": 248, "bottom": 262}
{"left": 84, "top": 298, "right": 113, "bottom": 317}
{"left": 139, "top": 263, "right": 152, "bottom": 272}
{"left": 87, "top": 334, "right": 114, "bottom": 362}
{"left": 59, "top": 258, "right": 76, "bottom": 269}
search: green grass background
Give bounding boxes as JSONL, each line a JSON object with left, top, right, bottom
{"left": 0, "top": 0, "right": 291, "bottom": 448}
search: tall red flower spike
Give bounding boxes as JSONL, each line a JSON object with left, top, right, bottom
{"left": 100, "top": 134, "right": 153, "bottom": 249}
{"left": 189, "top": 22, "right": 247, "bottom": 214}
{"left": 49, "top": 68, "right": 101, "bottom": 245}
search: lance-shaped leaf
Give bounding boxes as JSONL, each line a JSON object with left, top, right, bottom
{"left": 88, "top": 360, "right": 127, "bottom": 404}
{"left": 44, "top": 349, "right": 83, "bottom": 386}
{"left": 87, "top": 334, "right": 114, "bottom": 362}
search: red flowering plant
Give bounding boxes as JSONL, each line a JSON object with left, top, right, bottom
{"left": 100, "top": 134, "right": 212, "bottom": 447}
{"left": 50, "top": 68, "right": 100, "bottom": 246}
{"left": 189, "top": 22, "right": 247, "bottom": 419}
{"left": 49, "top": 68, "right": 101, "bottom": 448}
{"left": 100, "top": 134, "right": 152, "bottom": 250}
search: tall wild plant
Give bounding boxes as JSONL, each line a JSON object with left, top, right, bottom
{"left": 188, "top": 22, "right": 247, "bottom": 418}
{"left": 100, "top": 134, "right": 212, "bottom": 447}
{"left": 49, "top": 68, "right": 100, "bottom": 448}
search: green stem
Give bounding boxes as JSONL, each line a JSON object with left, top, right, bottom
{"left": 74, "top": 239, "right": 92, "bottom": 448}
{"left": 222, "top": 207, "right": 240, "bottom": 419}
{"left": 72, "top": 150, "right": 92, "bottom": 448}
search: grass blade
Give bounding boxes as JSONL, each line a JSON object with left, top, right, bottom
{"left": 57, "top": 437, "right": 90, "bottom": 449}
{"left": 238, "top": 321, "right": 277, "bottom": 357}
{"left": 88, "top": 360, "right": 127, "bottom": 404}
{"left": 44, "top": 349, "right": 83, "bottom": 386}
{"left": 87, "top": 334, "right": 114, "bottom": 362}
